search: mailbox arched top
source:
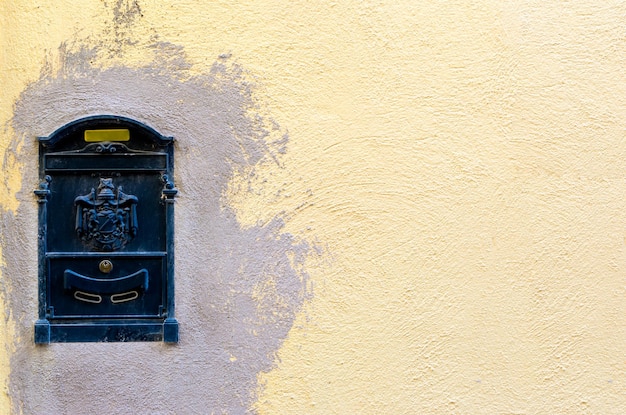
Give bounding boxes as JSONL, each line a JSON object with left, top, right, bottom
{"left": 39, "top": 115, "right": 173, "bottom": 150}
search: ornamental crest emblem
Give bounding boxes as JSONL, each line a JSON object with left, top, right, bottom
{"left": 74, "top": 178, "right": 138, "bottom": 251}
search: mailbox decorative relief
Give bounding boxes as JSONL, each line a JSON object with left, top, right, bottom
{"left": 35, "top": 115, "right": 178, "bottom": 343}
{"left": 74, "top": 177, "right": 139, "bottom": 251}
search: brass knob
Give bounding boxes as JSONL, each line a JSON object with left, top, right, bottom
{"left": 99, "top": 260, "right": 113, "bottom": 273}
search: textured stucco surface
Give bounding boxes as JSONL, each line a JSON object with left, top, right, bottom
{"left": 2, "top": 2, "right": 313, "bottom": 414}
{"left": 3, "top": 0, "right": 626, "bottom": 414}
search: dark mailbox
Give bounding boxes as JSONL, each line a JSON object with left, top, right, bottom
{"left": 34, "top": 115, "right": 178, "bottom": 343}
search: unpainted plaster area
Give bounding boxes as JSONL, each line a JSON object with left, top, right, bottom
{"left": 3, "top": 11, "right": 313, "bottom": 414}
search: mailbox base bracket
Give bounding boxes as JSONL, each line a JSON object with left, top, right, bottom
{"left": 34, "top": 319, "right": 178, "bottom": 344}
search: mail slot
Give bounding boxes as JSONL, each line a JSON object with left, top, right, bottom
{"left": 34, "top": 115, "right": 178, "bottom": 343}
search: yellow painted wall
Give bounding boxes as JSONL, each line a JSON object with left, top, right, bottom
{"left": 3, "top": 0, "right": 626, "bottom": 413}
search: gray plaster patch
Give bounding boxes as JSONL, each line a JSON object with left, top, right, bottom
{"left": 106, "top": 0, "right": 143, "bottom": 56}
{"left": 3, "top": 32, "right": 313, "bottom": 415}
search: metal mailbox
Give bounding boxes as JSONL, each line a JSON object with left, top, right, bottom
{"left": 34, "top": 115, "right": 178, "bottom": 343}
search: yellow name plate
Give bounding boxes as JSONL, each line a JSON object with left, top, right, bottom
{"left": 84, "top": 129, "right": 130, "bottom": 142}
